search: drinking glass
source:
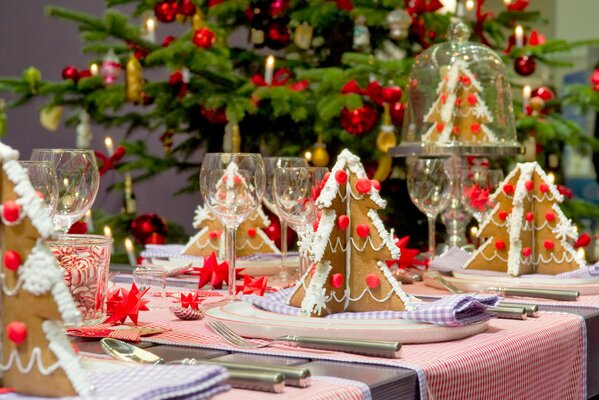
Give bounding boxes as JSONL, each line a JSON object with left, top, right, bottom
{"left": 264, "top": 157, "right": 308, "bottom": 280}
{"left": 461, "top": 167, "right": 504, "bottom": 225}
{"left": 274, "top": 167, "right": 328, "bottom": 276}
{"left": 407, "top": 158, "right": 451, "bottom": 257}
{"left": 30, "top": 149, "right": 99, "bottom": 233}
{"left": 18, "top": 160, "right": 59, "bottom": 217}
{"left": 200, "top": 153, "right": 265, "bottom": 300}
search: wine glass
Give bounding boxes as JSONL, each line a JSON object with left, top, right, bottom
{"left": 273, "top": 167, "right": 328, "bottom": 276}
{"left": 461, "top": 167, "right": 504, "bottom": 225}
{"left": 18, "top": 161, "right": 59, "bottom": 217}
{"left": 264, "top": 157, "right": 308, "bottom": 280}
{"left": 200, "top": 153, "right": 265, "bottom": 300}
{"left": 30, "top": 149, "right": 99, "bottom": 233}
{"left": 407, "top": 158, "right": 451, "bottom": 258}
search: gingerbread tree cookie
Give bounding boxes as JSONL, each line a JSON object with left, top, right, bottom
{"left": 288, "top": 149, "right": 413, "bottom": 317}
{"left": 183, "top": 205, "right": 280, "bottom": 258}
{"left": 464, "top": 162, "right": 585, "bottom": 276}
{"left": 0, "top": 142, "right": 90, "bottom": 396}
{"left": 423, "top": 59, "right": 497, "bottom": 145}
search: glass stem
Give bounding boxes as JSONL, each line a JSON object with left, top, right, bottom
{"left": 279, "top": 219, "right": 288, "bottom": 279}
{"left": 428, "top": 215, "right": 436, "bottom": 258}
{"left": 224, "top": 225, "right": 237, "bottom": 300}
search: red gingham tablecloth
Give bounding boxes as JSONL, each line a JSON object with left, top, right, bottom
{"left": 138, "top": 302, "right": 586, "bottom": 400}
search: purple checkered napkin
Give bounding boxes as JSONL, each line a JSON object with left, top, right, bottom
{"left": 431, "top": 246, "right": 599, "bottom": 279}
{"left": 0, "top": 364, "right": 230, "bottom": 400}
{"left": 243, "top": 288, "right": 499, "bottom": 327}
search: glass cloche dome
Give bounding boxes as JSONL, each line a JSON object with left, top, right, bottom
{"left": 392, "top": 21, "right": 521, "bottom": 156}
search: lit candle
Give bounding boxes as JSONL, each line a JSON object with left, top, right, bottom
{"left": 547, "top": 172, "right": 555, "bottom": 184}
{"left": 104, "top": 225, "right": 115, "bottom": 254}
{"left": 85, "top": 209, "right": 94, "bottom": 232}
{"left": 470, "top": 226, "right": 478, "bottom": 236}
{"left": 144, "top": 17, "right": 156, "bottom": 43}
{"left": 304, "top": 149, "right": 312, "bottom": 162}
{"left": 515, "top": 25, "right": 524, "bottom": 48}
{"left": 504, "top": 0, "right": 513, "bottom": 5}
{"left": 522, "top": 85, "right": 531, "bottom": 112}
{"left": 577, "top": 247, "right": 586, "bottom": 260}
{"left": 125, "top": 237, "right": 136, "bottom": 266}
{"left": 90, "top": 63, "right": 99, "bottom": 76}
{"left": 264, "top": 55, "right": 275, "bottom": 86}
{"left": 465, "top": 0, "right": 475, "bottom": 18}
{"left": 104, "top": 136, "right": 114, "bottom": 156}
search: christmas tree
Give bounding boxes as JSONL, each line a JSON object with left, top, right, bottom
{"left": 465, "top": 162, "right": 585, "bottom": 276}
{"left": 0, "top": 142, "right": 89, "bottom": 396}
{"left": 288, "top": 149, "right": 413, "bottom": 317}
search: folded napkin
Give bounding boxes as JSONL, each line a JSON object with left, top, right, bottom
{"left": 0, "top": 364, "right": 230, "bottom": 400}
{"left": 431, "top": 246, "right": 599, "bottom": 279}
{"left": 67, "top": 323, "right": 170, "bottom": 342}
{"left": 243, "top": 288, "right": 499, "bottom": 327}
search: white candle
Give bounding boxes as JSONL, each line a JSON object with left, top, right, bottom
{"left": 104, "top": 136, "right": 114, "bottom": 156}
{"left": 85, "top": 209, "right": 94, "bottom": 232}
{"left": 265, "top": 55, "right": 275, "bottom": 86}
{"left": 504, "top": 0, "right": 512, "bottom": 5}
{"left": 103, "top": 225, "right": 115, "bottom": 254}
{"left": 125, "top": 237, "right": 136, "bottom": 266}
{"left": 522, "top": 85, "right": 531, "bottom": 112}
{"left": 144, "top": 17, "right": 156, "bottom": 43}
{"left": 515, "top": 25, "right": 524, "bottom": 48}
{"left": 547, "top": 172, "right": 555, "bottom": 184}
{"left": 90, "top": 63, "right": 99, "bottom": 76}
{"left": 465, "top": 0, "right": 475, "bottom": 18}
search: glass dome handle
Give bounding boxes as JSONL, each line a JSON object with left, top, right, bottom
{"left": 448, "top": 21, "right": 471, "bottom": 42}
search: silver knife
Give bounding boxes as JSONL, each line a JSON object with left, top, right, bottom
{"left": 489, "top": 287, "right": 579, "bottom": 301}
{"left": 499, "top": 302, "right": 539, "bottom": 317}
{"left": 487, "top": 305, "right": 527, "bottom": 320}
{"left": 275, "top": 335, "right": 402, "bottom": 359}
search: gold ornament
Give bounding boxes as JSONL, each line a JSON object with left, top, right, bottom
{"left": 231, "top": 123, "right": 241, "bottom": 153}
{"left": 40, "top": 106, "right": 63, "bottom": 131}
{"left": 376, "top": 103, "right": 397, "bottom": 152}
{"left": 126, "top": 55, "right": 144, "bottom": 103}
{"left": 311, "top": 143, "right": 329, "bottom": 167}
{"left": 294, "top": 22, "right": 313, "bottom": 50}
{"left": 373, "top": 155, "right": 393, "bottom": 182}
{"left": 192, "top": 11, "right": 205, "bottom": 30}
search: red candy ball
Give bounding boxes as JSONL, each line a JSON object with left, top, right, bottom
{"left": 209, "top": 230, "right": 219, "bottom": 240}
{"left": 503, "top": 184, "right": 514, "bottom": 195}
{"left": 356, "top": 224, "right": 370, "bottom": 238}
{"left": 514, "top": 55, "right": 536, "bottom": 76}
{"left": 337, "top": 215, "right": 350, "bottom": 230}
{"left": 365, "top": 273, "right": 380, "bottom": 289}
{"left": 545, "top": 212, "right": 556, "bottom": 222}
{"left": 525, "top": 212, "right": 534, "bottom": 222}
{"left": 154, "top": 0, "right": 178, "bottom": 23}
{"left": 193, "top": 28, "right": 216, "bottom": 49}
{"left": 61, "top": 66, "right": 79, "bottom": 81}
{"left": 355, "top": 178, "right": 372, "bottom": 194}
{"left": 498, "top": 210, "right": 508, "bottom": 221}
{"left": 335, "top": 170, "right": 348, "bottom": 184}
{"left": 246, "top": 228, "right": 256, "bottom": 238}
{"left": 467, "top": 93, "right": 477, "bottom": 105}
{"left": 494, "top": 240, "right": 506, "bottom": 250}
{"left": 435, "top": 122, "right": 444, "bottom": 132}
{"left": 3, "top": 250, "right": 21, "bottom": 271}
{"left": 525, "top": 180, "right": 534, "bottom": 191}
{"left": 522, "top": 247, "right": 532, "bottom": 257}
{"left": 470, "top": 123, "right": 480, "bottom": 134}
{"left": 544, "top": 240, "right": 554, "bottom": 250}
{"left": 6, "top": 321, "right": 27, "bottom": 345}
{"left": 2, "top": 200, "right": 20, "bottom": 224}
{"left": 539, "top": 183, "right": 549, "bottom": 193}
{"left": 340, "top": 105, "right": 378, "bottom": 136}
{"left": 331, "top": 273, "right": 344, "bottom": 289}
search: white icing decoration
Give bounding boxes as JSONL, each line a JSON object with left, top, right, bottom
{"left": 506, "top": 162, "right": 534, "bottom": 276}
{"left": 254, "top": 207, "right": 271, "bottom": 227}
{"left": 0, "top": 142, "right": 19, "bottom": 161}
{"left": 20, "top": 240, "right": 64, "bottom": 295}
{"left": 192, "top": 206, "right": 214, "bottom": 229}
{"left": 255, "top": 228, "right": 281, "bottom": 254}
{"left": 300, "top": 261, "right": 332, "bottom": 316}
{"left": 367, "top": 209, "right": 400, "bottom": 259}
{"left": 0, "top": 348, "right": 60, "bottom": 375}
{"left": 310, "top": 210, "right": 336, "bottom": 263}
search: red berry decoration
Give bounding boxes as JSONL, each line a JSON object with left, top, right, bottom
{"left": 544, "top": 240, "right": 554, "bottom": 250}
{"left": 514, "top": 55, "right": 536, "bottom": 76}
{"left": 494, "top": 240, "right": 506, "bottom": 250}
{"left": 335, "top": 169, "right": 348, "bottom": 184}
{"left": 3, "top": 250, "right": 21, "bottom": 271}
{"left": 503, "top": 184, "right": 514, "bottom": 195}
{"left": 179, "top": 0, "right": 197, "bottom": 16}
{"left": 365, "top": 273, "right": 380, "bottom": 289}
{"left": 470, "top": 123, "right": 480, "bottom": 134}
{"left": 525, "top": 180, "right": 534, "bottom": 191}
{"left": 340, "top": 105, "right": 378, "bottom": 136}
{"left": 61, "top": 66, "right": 79, "bottom": 81}
{"left": 356, "top": 224, "right": 370, "bottom": 238}
{"left": 467, "top": 93, "right": 477, "bottom": 106}
{"left": 209, "top": 230, "right": 219, "bottom": 240}
{"left": 193, "top": 28, "right": 216, "bottom": 49}
{"left": 154, "top": 0, "right": 179, "bottom": 23}
{"left": 545, "top": 212, "right": 555, "bottom": 222}
{"left": 389, "top": 102, "right": 405, "bottom": 126}
{"left": 355, "top": 178, "right": 372, "bottom": 194}
{"left": 337, "top": 215, "right": 350, "bottom": 230}
{"left": 6, "top": 321, "right": 27, "bottom": 345}
{"left": 331, "top": 273, "right": 344, "bottom": 289}
{"left": 371, "top": 179, "right": 381, "bottom": 191}
{"left": 522, "top": 247, "right": 532, "bottom": 257}
{"left": 498, "top": 210, "right": 508, "bottom": 221}
{"left": 247, "top": 228, "right": 257, "bottom": 237}
{"left": 525, "top": 212, "right": 534, "bottom": 222}
{"left": 539, "top": 183, "right": 549, "bottom": 193}
{"left": 2, "top": 200, "right": 20, "bottom": 224}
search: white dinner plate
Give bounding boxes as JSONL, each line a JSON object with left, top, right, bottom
{"left": 205, "top": 301, "right": 489, "bottom": 344}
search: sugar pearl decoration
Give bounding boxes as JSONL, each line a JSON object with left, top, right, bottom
{"left": 503, "top": 184, "right": 514, "bottom": 195}
{"left": 2, "top": 200, "right": 20, "bottom": 224}
{"left": 544, "top": 240, "right": 554, "bottom": 250}
{"left": 522, "top": 247, "right": 532, "bottom": 257}
{"left": 3, "top": 250, "right": 21, "bottom": 271}
{"left": 365, "top": 273, "right": 380, "bottom": 289}
{"left": 247, "top": 228, "right": 257, "bottom": 237}
{"left": 6, "top": 321, "right": 27, "bottom": 345}
{"left": 356, "top": 178, "right": 372, "bottom": 194}
{"left": 209, "top": 230, "right": 219, "bottom": 240}
{"left": 498, "top": 210, "right": 508, "bottom": 221}
{"left": 337, "top": 215, "right": 350, "bottom": 230}
{"left": 539, "top": 183, "right": 549, "bottom": 193}
{"left": 545, "top": 212, "right": 555, "bottom": 222}
{"left": 525, "top": 180, "right": 534, "bottom": 191}
{"left": 467, "top": 93, "right": 477, "bottom": 105}
{"left": 356, "top": 224, "right": 370, "bottom": 238}
{"left": 494, "top": 240, "right": 506, "bottom": 250}
{"left": 331, "top": 273, "right": 343, "bottom": 289}
{"left": 335, "top": 170, "right": 348, "bottom": 184}
{"left": 525, "top": 212, "right": 534, "bottom": 222}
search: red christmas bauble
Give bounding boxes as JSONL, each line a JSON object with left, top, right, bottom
{"left": 514, "top": 55, "right": 536, "bottom": 76}
{"left": 266, "top": 21, "right": 291, "bottom": 49}
{"left": 162, "top": 35, "right": 176, "bottom": 47}
{"left": 7, "top": 321, "right": 27, "bottom": 345}
{"left": 145, "top": 232, "right": 166, "bottom": 245}
{"left": 269, "top": 0, "right": 290, "bottom": 16}
{"left": 340, "top": 104, "right": 378, "bottom": 136}
{"left": 264, "top": 217, "right": 294, "bottom": 249}
{"left": 68, "top": 220, "right": 88, "bottom": 234}
{"left": 62, "top": 66, "right": 79, "bottom": 81}
{"left": 381, "top": 86, "right": 402, "bottom": 104}
{"left": 168, "top": 71, "right": 184, "bottom": 86}
{"left": 591, "top": 69, "right": 599, "bottom": 90}
{"left": 531, "top": 86, "right": 555, "bottom": 102}
{"left": 193, "top": 28, "right": 216, "bottom": 49}
{"left": 179, "top": 0, "right": 196, "bottom": 16}
{"left": 389, "top": 102, "right": 405, "bottom": 126}
{"left": 154, "top": 0, "right": 179, "bottom": 23}
{"left": 130, "top": 213, "right": 168, "bottom": 244}
{"left": 200, "top": 107, "right": 228, "bottom": 124}
{"left": 507, "top": 0, "right": 529, "bottom": 11}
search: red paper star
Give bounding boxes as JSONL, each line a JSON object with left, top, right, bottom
{"left": 191, "top": 252, "right": 244, "bottom": 290}
{"left": 386, "top": 236, "right": 424, "bottom": 270}
{"left": 180, "top": 291, "right": 203, "bottom": 310}
{"left": 104, "top": 283, "right": 150, "bottom": 325}
{"left": 236, "top": 275, "right": 268, "bottom": 296}
{"left": 464, "top": 184, "right": 490, "bottom": 212}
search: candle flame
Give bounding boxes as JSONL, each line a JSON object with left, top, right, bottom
{"left": 90, "top": 63, "right": 99, "bottom": 76}
{"left": 146, "top": 17, "right": 156, "bottom": 32}
{"left": 304, "top": 150, "right": 312, "bottom": 161}
{"left": 470, "top": 226, "right": 478, "bottom": 236}
{"left": 547, "top": 172, "right": 555, "bottom": 184}
{"left": 523, "top": 85, "right": 531, "bottom": 99}
{"left": 105, "top": 136, "right": 113, "bottom": 149}
{"left": 515, "top": 25, "right": 524, "bottom": 38}
{"left": 125, "top": 237, "right": 134, "bottom": 251}
{"left": 103, "top": 226, "right": 113, "bottom": 238}
{"left": 266, "top": 55, "right": 275, "bottom": 67}
{"left": 465, "top": 0, "right": 475, "bottom": 11}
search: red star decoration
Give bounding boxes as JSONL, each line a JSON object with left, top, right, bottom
{"left": 386, "top": 236, "right": 424, "bottom": 270}
{"left": 191, "top": 252, "right": 244, "bottom": 290}
{"left": 180, "top": 291, "right": 203, "bottom": 310}
{"left": 104, "top": 283, "right": 150, "bottom": 325}
{"left": 464, "top": 184, "right": 490, "bottom": 212}
{"left": 236, "top": 275, "right": 268, "bottom": 296}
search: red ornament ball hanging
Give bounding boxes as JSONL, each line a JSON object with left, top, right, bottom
{"left": 591, "top": 69, "right": 599, "bottom": 91}
{"left": 514, "top": 55, "right": 536, "bottom": 76}
{"left": 154, "top": 0, "right": 179, "bottom": 23}
{"left": 389, "top": 102, "right": 405, "bottom": 126}
{"left": 531, "top": 86, "right": 555, "bottom": 102}
{"left": 340, "top": 104, "right": 378, "bottom": 136}
{"left": 179, "top": 0, "right": 197, "bottom": 16}
{"left": 6, "top": 321, "right": 27, "bottom": 345}
{"left": 381, "top": 86, "right": 402, "bottom": 104}
{"left": 62, "top": 66, "right": 79, "bottom": 81}
{"left": 193, "top": 28, "right": 216, "bottom": 49}
{"left": 130, "top": 213, "right": 168, "bottom": 244}
{"left": 266, "top": 21, "right": 291, "bottom": 49}
{"left": 162, "top": 35, "right": 176, "bottom": 47}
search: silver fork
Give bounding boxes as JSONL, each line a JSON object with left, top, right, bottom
{"left": 208, "top": 320, "right": 270, "bottom": 349}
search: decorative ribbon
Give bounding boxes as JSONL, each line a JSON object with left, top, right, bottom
{"left": 94, "top": 146, "right": 126, "bottom": 176}
{"left": 180, "top": 291, "right": 203, "bottom": 310}
{"left": 104, "top": 283, "right": 150, "bottom": 325}
{"left": 236, "top": 275, "right": 268, "bottom": 296}
{"left": 191, "top": 252, "right": 245, "bottom": 290}
{"left": 386, "top": 236, "right": 425, "bottom": 270}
